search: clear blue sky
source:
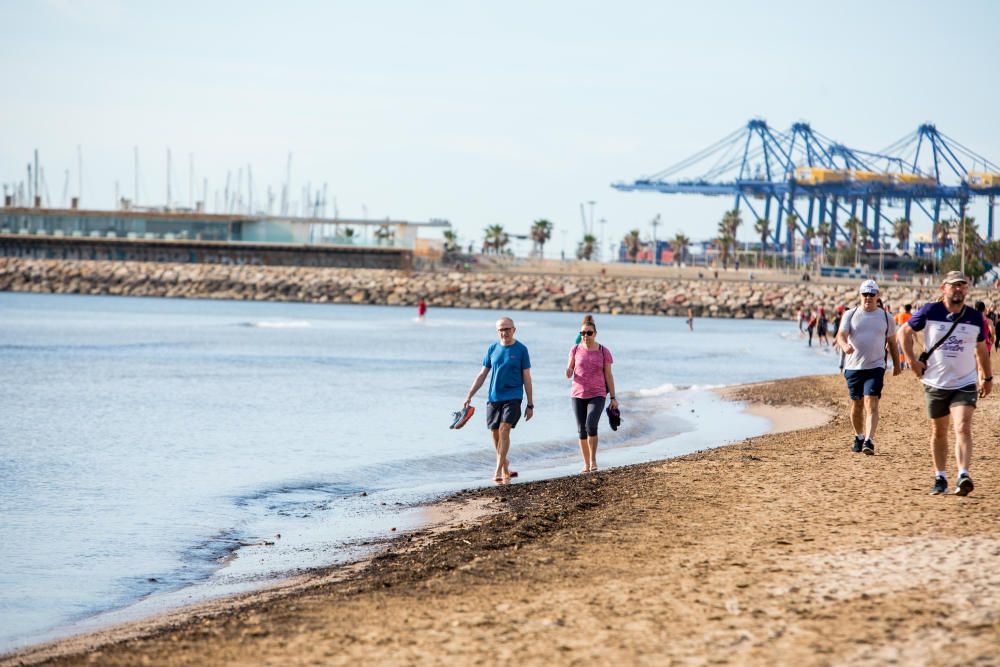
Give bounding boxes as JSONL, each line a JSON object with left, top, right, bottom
{"left": 2, "top": 0, "right": 998, "bottom": 257}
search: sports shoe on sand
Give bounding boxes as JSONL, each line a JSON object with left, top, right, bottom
{"left": 852, "top": 436, "right": 864, "bottom": 453}
{"left": 862, "top": 439, "right": 875, "bottom": 456}
{"left": 954, "top": 473, "right": 974, "bottom": 497}
{"left": 931, "top": 476, "right": 948, "bottom": 495}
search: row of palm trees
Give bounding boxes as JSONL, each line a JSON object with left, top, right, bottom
{"left": 444, "top": 214, "right": 988, "bottom": 275}
{"left": 445, "top": 220, "right": 557, "bottom": 257}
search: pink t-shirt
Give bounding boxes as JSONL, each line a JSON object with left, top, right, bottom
{"left": 569, "top": 344, "right": 613, "bottom": 399}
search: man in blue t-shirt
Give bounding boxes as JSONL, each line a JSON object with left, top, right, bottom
{"left": 463, "top": 316, "right": 534, "bottom": 483}
{"left": 900, "top": 271, "right": 993, "bottom": 496}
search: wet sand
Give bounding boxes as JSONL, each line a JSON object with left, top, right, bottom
{"left": 6, "top": 365, "right": 1000, "bottom": 666}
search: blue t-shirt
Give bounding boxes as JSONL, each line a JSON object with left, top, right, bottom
{"left": 483, "top": 340, "right": 531, "bottom": 403}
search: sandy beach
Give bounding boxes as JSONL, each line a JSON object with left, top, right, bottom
{"left": 6, "top": 362, "right": 1000, "bottom": 666}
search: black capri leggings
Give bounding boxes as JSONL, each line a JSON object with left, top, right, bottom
{"left": 573, "top": 396, "right": 606, "bottom": 439}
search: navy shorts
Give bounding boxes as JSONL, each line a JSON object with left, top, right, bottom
{"left": 844, "top": 368, "right": 885, "bottom": 400}
{"left": 486, "top": 399, "right": 522, "bottom": 430}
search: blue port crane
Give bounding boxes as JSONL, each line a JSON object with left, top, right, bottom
{"left": 612, "top": 119, "right": 1000, "bottom": 251}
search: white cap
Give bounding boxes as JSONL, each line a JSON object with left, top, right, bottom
{"left": 859, "top": 279, "right": 879, "bottom": 295}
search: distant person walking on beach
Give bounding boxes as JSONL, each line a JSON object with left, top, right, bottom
{"left": 806, "top": 309, "right": 818, "bottom": 346}
{"left": 816, "top": 308, "right": 830, "bottom": 347}
{"left": 566, "top": 315, "right": 617, "bottom": 472}
{"left": 463, "top": 317, "right": 534, "bottom": 483}
{"left": 835, "top": 280, "right": 901, "bottom": 455}
{"left": 417, "top": 298, "right": 427, "bottom": 321}
{"left": 686, "top": 308, "right": 694, "bottom": 331}
{"left": 895, "top": 304, "right": 913, "bottom": 369}
{"left": 975, "top": 301, "right": 995, "bottom": 356}
{"left": 900, "top": 272, "right": 992, "bottom": 496}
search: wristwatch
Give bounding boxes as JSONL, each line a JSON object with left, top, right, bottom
{"left": 985, "top": 377, "right": 994, "bottom": 382}
{"left": 527, "top": 404, "right": 534, "bottom": 408}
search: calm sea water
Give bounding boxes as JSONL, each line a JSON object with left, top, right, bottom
{"left": 0, "top": 292, "right": 837, "bottom": 651}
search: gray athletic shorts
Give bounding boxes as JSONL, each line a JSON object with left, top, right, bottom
{"left": 924, "top": 383, "right": 978, "bottom": 419}
{"left": 486, "top": 399, "right": 522, "bottom": 430}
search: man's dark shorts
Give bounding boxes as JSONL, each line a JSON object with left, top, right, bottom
{"left": 843, "top": 368, "right": 885, "bottom": 400}
{"left": 924, "top": 384, "right": 978, "bottom": 419}
{"left": 486, "top": 399, "right": 522, "bottom": 430}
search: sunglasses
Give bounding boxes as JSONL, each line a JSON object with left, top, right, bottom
{"left": 861, "top": 293, "right": 877, "bottom": 297}
{"left": 497, "top": 327, "right": 513, "bottom": 333}
{"left": 579, "top": 330, "right": 595, "bottom": 336}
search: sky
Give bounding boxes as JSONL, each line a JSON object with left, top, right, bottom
{"left": 2, "top": 0, "right": 999, "bottom": 258}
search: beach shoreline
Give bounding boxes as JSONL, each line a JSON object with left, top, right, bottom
{"left": 7, "top": 367, "right": 1000, "bottom": 665}
{"left": 2, "top": 383, "right": 834, "bottom": 666}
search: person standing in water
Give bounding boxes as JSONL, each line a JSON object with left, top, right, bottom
{"left": 686, "top": 307, "right": 694, "bottom": 331}
{"left": 417, "top": 298, "right": 427, "bottom": 321}
{"left": 463, "top": 317, "right": 534, "bottom": 482}
{"left": 565, "top": 315, "right": 618, "bottom": 473}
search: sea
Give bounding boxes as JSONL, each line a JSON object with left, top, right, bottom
{"left": 0, "top": 292, "right": 839, "bottom": 652}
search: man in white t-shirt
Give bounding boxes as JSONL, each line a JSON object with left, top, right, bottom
{"left": 835, "top": 280, "right": 901, "bottom": 456}
{"left": 900, "top": 271, "right": 992, "bottom": 496}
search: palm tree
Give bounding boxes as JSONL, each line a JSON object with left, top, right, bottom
{"left": 785, "top": 213, "right": 799, "bottom": 267}
{"left": 803, "top": 226, "right": 817, "bottom": 270}
{"left": 716, "top": 219, "right": 734, "bottom": 269}
{"left": 934, "top": 218, "right": 953, "bottom": 250}
{"left": 374, "top": 224, "right": 395, "bottom": 245}
{"left": 955, "top": 216, "right": 982, "bottom": 276}
{"left": 754, "top": 217, "right": 770, "bottom": 267}
{"left": 577, "top": 234, "right": 597, "bottom": 260}
{"left": 622, "top": 229, "right": 641, "bottom": 262}
{"left": 892, "top": 217, "right": 912, "bottom": 251}
{"left": 844, "top": 216, "right": 862, "bottom": 265}
{"left": 530, "top": 219, "right": 553, "bottom": 258}
{"left": 443, "top": 229, "right": 458, "bottom": 253}
{"left": 342, "top": 227, "right": 355, "bottom": 242}
{"left": 714, "top": 210, "right": 740, "bottom": 269}
{"left": 816, "top": 221, "right": 831, "bottom": 266}
{"left": 671, "top": 232, "right": 690, "bottom": 265}
{"left": 720, "top": 209, "right": 742, "bottom": 267}
{"left": 483, "top": 224, "right": 508, "bottom": 254}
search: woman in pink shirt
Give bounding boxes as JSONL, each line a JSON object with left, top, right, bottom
{"left": 565, "top": 315, "right": 618, "bottom": 472}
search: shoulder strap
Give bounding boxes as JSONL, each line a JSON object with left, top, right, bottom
{"left": 923, "top": 305, "right": 966, "bottom": 360}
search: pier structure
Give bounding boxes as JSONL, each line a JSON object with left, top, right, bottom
{"left": 0, "top": 208, "right": 451, "bottom": 269}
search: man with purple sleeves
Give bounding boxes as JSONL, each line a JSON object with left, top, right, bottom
{"left": 900, "top": 271, "right": 993, "bottom": 496}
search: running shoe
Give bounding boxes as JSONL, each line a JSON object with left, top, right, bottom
{"left": 930, "top": 476, "right": 948, "bottom": 495}
{"left": 862, "top": 439, "right": 875, "bottom": 456}
{"left": 955, "top": 473, "right": 974, "bottom": 496}
{"left": 852, "top": 435, "right": 864, "bottom": 453}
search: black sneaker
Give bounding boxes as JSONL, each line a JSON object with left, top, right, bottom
{"left": 852, "top": 436, "right": 864, "bottom": 453}
{"left": 862, "top": 439, "right": 875, "bottom": 456}
{"left": 955, "top": 473, "right": 974, "bottom": 496}
{"left": 931, "top": 476, "right": 948, "bottom": 495}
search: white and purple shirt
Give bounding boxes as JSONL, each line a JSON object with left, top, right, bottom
{"left": 907, "top": 301, "right": 986, "bottom": 390}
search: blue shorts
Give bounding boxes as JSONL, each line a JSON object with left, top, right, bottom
{"left": 844, "top": 368, "right": 885, "bottom": 400}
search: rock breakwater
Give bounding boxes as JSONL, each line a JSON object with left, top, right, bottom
{"left": 0, "top": 258, "right": 973, "bottom": 319}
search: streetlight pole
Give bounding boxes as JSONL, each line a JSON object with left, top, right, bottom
{"left": 651, "top": 214, "right": 661, "bottom": 265}
{"left": 599, "top": 218, "right": 607, "bottom": 263}
{"left": 960, "top": 215, "right": 966, "bottom": 277}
